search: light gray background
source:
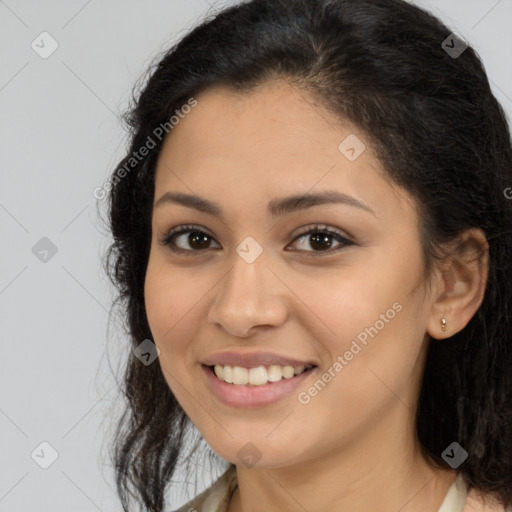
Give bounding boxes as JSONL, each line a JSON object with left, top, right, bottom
{"left": 1, "top": 1, "right": 511, "bottom": 511}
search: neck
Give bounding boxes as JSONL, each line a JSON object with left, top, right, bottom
{"left": 228, "top": 407, "right": 456, "bottom": 512}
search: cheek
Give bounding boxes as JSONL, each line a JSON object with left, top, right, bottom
{"left": 143, "top": 260, "right": 202, "bottom": 406}
{"left": 144, "top": 250, "right": 195, "bottom": 333}
{"left": 304, "top": 255, "right": 426, "bottom": 400}
{"left": 143, "top": 254, "right": 212, "bottom": 372}
{"left": 295, "top": 265, "right": 403, "bottom": 343}
{"left": 144, "top": 257, "right": 191, "bottom": 357}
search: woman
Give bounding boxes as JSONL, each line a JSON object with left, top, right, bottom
{"left": 104, "top": 0, "right": 512, "bottom": 511}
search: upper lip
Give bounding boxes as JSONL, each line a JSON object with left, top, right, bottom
{"left": 202, "top": 351, "right": 317, "bottom": 369}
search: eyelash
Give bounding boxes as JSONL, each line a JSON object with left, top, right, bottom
{"left": 160, "top": 223, "right": 355, "bottom": 257}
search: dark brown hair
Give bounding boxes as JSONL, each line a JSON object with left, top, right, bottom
{"left": 103, "top": 0, "right": 512, "bottom": 510}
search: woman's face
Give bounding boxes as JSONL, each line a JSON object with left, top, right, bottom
{"left": 144, "top": 80, "right": 437, "bottom": 469}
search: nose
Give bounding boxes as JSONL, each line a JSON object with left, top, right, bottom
{"left": 207, "top": 252, "right": 288, "bottom": 338}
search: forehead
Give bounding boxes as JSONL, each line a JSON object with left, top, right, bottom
{"left": 158, "top": 80, "right": 356, "bottom": 169}
{"left": 153, "top": 80, "right": 416, "bottom": 222}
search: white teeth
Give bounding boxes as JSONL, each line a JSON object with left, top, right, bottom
{"left": 294, "top": 364, "right": 306, "bottom": 375}
{"left": 214, "top": 365, "right": 224, "bottom": 380}
{"left": 232, "top": 366, "right": 249, "bottom": 385}
{"left": 212, "top": 363, "right": 313, "bottom": 386}
{"left": 282, "top": 365, "right": 295, "bottom": 379}
{"left": 248, "top": 366, "right": 268, "bottom": 386}
{"left": 267, "top": 365, "right": 283, "bottom": 382}
{"left": 222, "top": 365, "right": 233, "bottom": 383}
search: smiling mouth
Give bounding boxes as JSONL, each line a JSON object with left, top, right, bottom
{"left": 206, "top": 363, "right": 317, "bottom": 387}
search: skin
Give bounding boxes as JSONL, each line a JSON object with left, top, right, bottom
{"left": 144, "top": 80, "right": 489, "bottom": 512}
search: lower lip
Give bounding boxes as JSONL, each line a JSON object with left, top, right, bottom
{"left": 201, "top": 364, "right": 317, "bottom": 408}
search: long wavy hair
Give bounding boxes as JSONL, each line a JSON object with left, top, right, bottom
{"left": 103, "top": 0, "right": 512, "bottom": 510}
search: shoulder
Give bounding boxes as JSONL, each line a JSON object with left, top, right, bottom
{"left": 463, "top": 486, "right": 511, "bottom": 512}
{"left": 171, "top": 465, "right": 238, "bottom": 512}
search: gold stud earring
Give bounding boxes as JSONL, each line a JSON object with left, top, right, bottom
{"left": 441, "top": 317, "right": 447, "bottom": 332}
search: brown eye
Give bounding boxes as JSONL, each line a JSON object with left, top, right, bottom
{"left": 161, "top": 225, "right": 221, "bottom": 254}
{"left": 287, "top": 225, "right": 355, "bottom": 255}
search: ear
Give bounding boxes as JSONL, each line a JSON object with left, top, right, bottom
{"left": 426, "top": 228, "right": 489, "bottom": 340}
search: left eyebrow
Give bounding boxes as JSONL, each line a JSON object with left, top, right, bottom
{"left": 153, "top": 189, "right": 376, "bottom": 219}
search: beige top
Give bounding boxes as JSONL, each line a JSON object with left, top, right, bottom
{"left": 171, "top": 465, "right": 510, "bottom": 512}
